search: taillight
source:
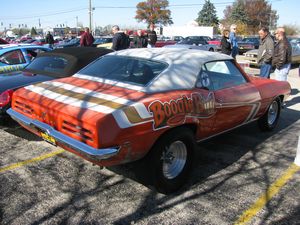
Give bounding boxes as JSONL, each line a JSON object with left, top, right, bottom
{"left": 0, "top": 89, "right": 14, "bottom": 107}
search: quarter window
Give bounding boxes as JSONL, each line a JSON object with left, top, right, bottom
{"left": 200, "top": 60, "right": 247, "bottom": 90}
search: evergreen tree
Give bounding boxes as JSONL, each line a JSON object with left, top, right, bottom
{"left": 196, "top": 0, "right": 219, "bottom": 27}
{"left": 30, "top": 27, "right": 37, "bottom": 36}
{"left": 230, "top": 0, "right": 248, "bottom": 24}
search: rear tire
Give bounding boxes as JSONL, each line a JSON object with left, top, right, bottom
{"left": 258, "top": 98, "right": 281, "bottom": 131}
{"left": 146, "top": 127, "right": 196, "bottom": 194}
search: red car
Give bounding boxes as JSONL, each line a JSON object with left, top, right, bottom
{"left": 32, "top": 39, "right": 47, "bottom": 46}
{"left": 154, "top": 36, "right": 183, "bottom": 48}
{"left": 0, "top": 38, "right": 9, "bottom": 44}
{"left": 8, "top": 48, "right": 291, "bottom": 193}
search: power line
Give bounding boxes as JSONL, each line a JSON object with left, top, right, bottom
{"left": 0, "top": 1, "right": 282, "bottom": 21}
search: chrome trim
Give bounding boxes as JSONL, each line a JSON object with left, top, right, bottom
{"left": 7, "top": 108, "right": 120, "bottom": 160}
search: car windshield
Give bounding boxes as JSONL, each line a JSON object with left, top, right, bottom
{"left": 25, "top": 56, "right": 68, "bottom": 75}
{"left": 78, "top": 55, "right": 168, "bottom": 86}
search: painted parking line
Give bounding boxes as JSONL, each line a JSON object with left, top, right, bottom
{"left": 0, "top": 149, "right": 65, "bottom": 173}
{"left": 234, "top": 163, "right": 300, "bottom": 225}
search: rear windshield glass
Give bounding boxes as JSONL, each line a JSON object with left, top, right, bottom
{"left": 78, "top": 55, "right": 167, "bottom": 86}
{"left": 25, "top": 56, "right": 68, "bottom": 74}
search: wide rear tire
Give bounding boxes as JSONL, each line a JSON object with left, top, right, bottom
{"left": 258, "top": 98, "right": 281, "bottom": 131}
{"left": 146, "top": 127, "right": 196, "bottom": 194}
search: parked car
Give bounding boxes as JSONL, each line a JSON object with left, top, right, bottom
{"left": 238, "top": 37, "right": 260, "bottom": 54}
{"left": 54, "top": 38, "right": 80, "bottom": 48}
{"left": 243, "top": 41, "right": 300, "bottom": 66}
{"left": 94, "top": 36, "right": 113, "bottom": 46}
{"left": 0, "top": 44, "right": 51, "bottom": 74}
{"left": 0, "top": 47, "right": 113, "bottom": 120}
{"left": 7, "top": 48, "right": 290, "bottom": 194}
{"left": 0, "top": 38, "right": 9, "bottom": 44}
{"left": 32, "top": 39, "right": 47, "bottom": 46}
{"left": 288, "top": 37, "right": 300, "bottom": 47}
{"left": 154, "top": 36, "right": 183, "bottom": 48}
{"left": 172, "top": 36, "right": 217, "bottom": 51}
{"left": 207, "top": 36, "right": 222, "bottom": 51}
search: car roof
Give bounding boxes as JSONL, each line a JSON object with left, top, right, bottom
{"left": 104, "top": 48, "right": 232, "bottom": 93}
{"left": 25, "top": 47, "right": 113, "bottom": 77}
{"left": 0, "top": 44, "right": 50, "bottom": 53}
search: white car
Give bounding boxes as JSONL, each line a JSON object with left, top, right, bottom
{"left": 243, "top": 42, "right": 300, "bottom": 66}
{"left": 164, "top": 36, "right": 217, "bottom": 52}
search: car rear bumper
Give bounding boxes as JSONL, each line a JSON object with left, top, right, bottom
{"left": 7, "top": 108, "right": 120, "bottom": 160}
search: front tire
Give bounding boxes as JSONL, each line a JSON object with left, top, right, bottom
{"left": 147, "top": 127, "right": 196, "bottom": 194}
{"left": 258, "top": 98, "right": 281, "bottom": 131}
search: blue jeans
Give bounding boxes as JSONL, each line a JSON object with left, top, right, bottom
{"left": 231, "top": 47, "right": 238, "bottom": 59}
{"left": 259, "top": 63, "right": 272, "bottom": 78}
{"left": 275, "top": 64, "right": 291, "bottom": 81}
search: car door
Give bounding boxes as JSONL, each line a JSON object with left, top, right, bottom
{"left": 202, "top": 60, "right": 262, "bottom": 134}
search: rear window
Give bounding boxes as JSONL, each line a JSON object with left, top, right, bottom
{"left": 79, "top": 55, "right": 167, "bottom": 86}
{"left": 26, "top": 56, "right": 68, "bottom": 74}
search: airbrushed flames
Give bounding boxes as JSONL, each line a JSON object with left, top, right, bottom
{"left": 148, "top": 92, "right": 216, "bottom": 129}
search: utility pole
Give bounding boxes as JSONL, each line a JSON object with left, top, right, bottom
{"left": 89, "top": 0, "right": 92, "bottom": 31}
{"left": 76, "top": 16, "right": 79, "bottom": 36}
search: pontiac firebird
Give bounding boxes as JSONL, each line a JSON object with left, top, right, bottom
{"left": 7, "top": 48, "right": 291, "bottom": 194}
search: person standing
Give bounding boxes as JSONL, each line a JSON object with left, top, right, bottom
{"left": 272, "top": 27, "right": 292, "bottom": 81}
{"left": 111, "top": 25, "right": 129, "bottom": 51}
{"left": 229, "top": 24, "right": 238, "bottom": 59}
{"left": 257, "top": 27, "right": 274, "bottom": 78}
{"left": 133, "top": 30, "right": 148, "bottom": 48}
{"left": 147, "top": 24, "right": 157, "bottom": 48}
{"left": 220, "top": 29, "right": 231, "bottom": 55}
{"left": 80, "top": 27, "right": 95, "bottom": 47}
{"left": 45, "top": 31, "right": 54, "bottom": 49}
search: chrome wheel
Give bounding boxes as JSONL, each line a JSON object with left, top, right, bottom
{"left": 161, "top": 141, "right": 187, "bottom": 179}
{"left": 268, "top": 100, "right": 279, "bottom": 126}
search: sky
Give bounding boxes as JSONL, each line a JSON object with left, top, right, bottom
{"left": 0, "top": 0, "right": 299, "bottom": 30}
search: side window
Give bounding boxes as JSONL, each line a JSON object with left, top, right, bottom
{"left": 26, "top": 48, "right": 48, "bottom": 61}
{"left": 202, "top": 60, "right": 247, "bottom": 91}
{"left": 0, "top": 50, "right": 25, "bottom": 65}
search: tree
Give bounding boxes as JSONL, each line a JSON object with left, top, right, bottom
{"left": 230, "top": 0, "right": 248, "bottom": 24}
{"left": 135, "top": 0, "right": 173, "bottom": 27}
{"left": 196, "top": 0, "right": 219, "bottom": 27}
{"left": 221, "top": 0, "right": 278, "bottom": 35}
{"left": 30, "top": 27, "right": 37, "bottom": 36}
{"left": 283, "top": 24, "right": 300, "bottom": 36}
{"left": 244, "top": 0, "right": 278, "bottom": 34}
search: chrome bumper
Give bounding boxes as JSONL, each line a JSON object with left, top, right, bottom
{"left": 7, "top": 108, "right": 120, "bottom": 160}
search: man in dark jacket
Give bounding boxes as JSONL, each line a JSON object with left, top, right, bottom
{"left": 272, "top": 27, "right": 292, "bottom": 81}
{"left": 257, "top": 27, "right": 274, "bottom": 78}
{"left": 45, "top": 31, "right": 54, "bottom": 49}
{"left": 112, "top": 25, "right": 129, "bottom": 51}
{"left": 80, "top": 27, "right": 95, "bottom": 47}
{"left": 133, "top": 29, "right": 148, "bottom": 48}
{"left": 147, "top": 24, "right": 157, "bottom": 48}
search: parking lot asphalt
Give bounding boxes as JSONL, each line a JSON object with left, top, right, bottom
{"left": 0, "top": 65, "right": 299, "bottom": 225}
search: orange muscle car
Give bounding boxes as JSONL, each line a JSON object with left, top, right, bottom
{"left": 7, "top": 48, "right": 291, "bottom": 193}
